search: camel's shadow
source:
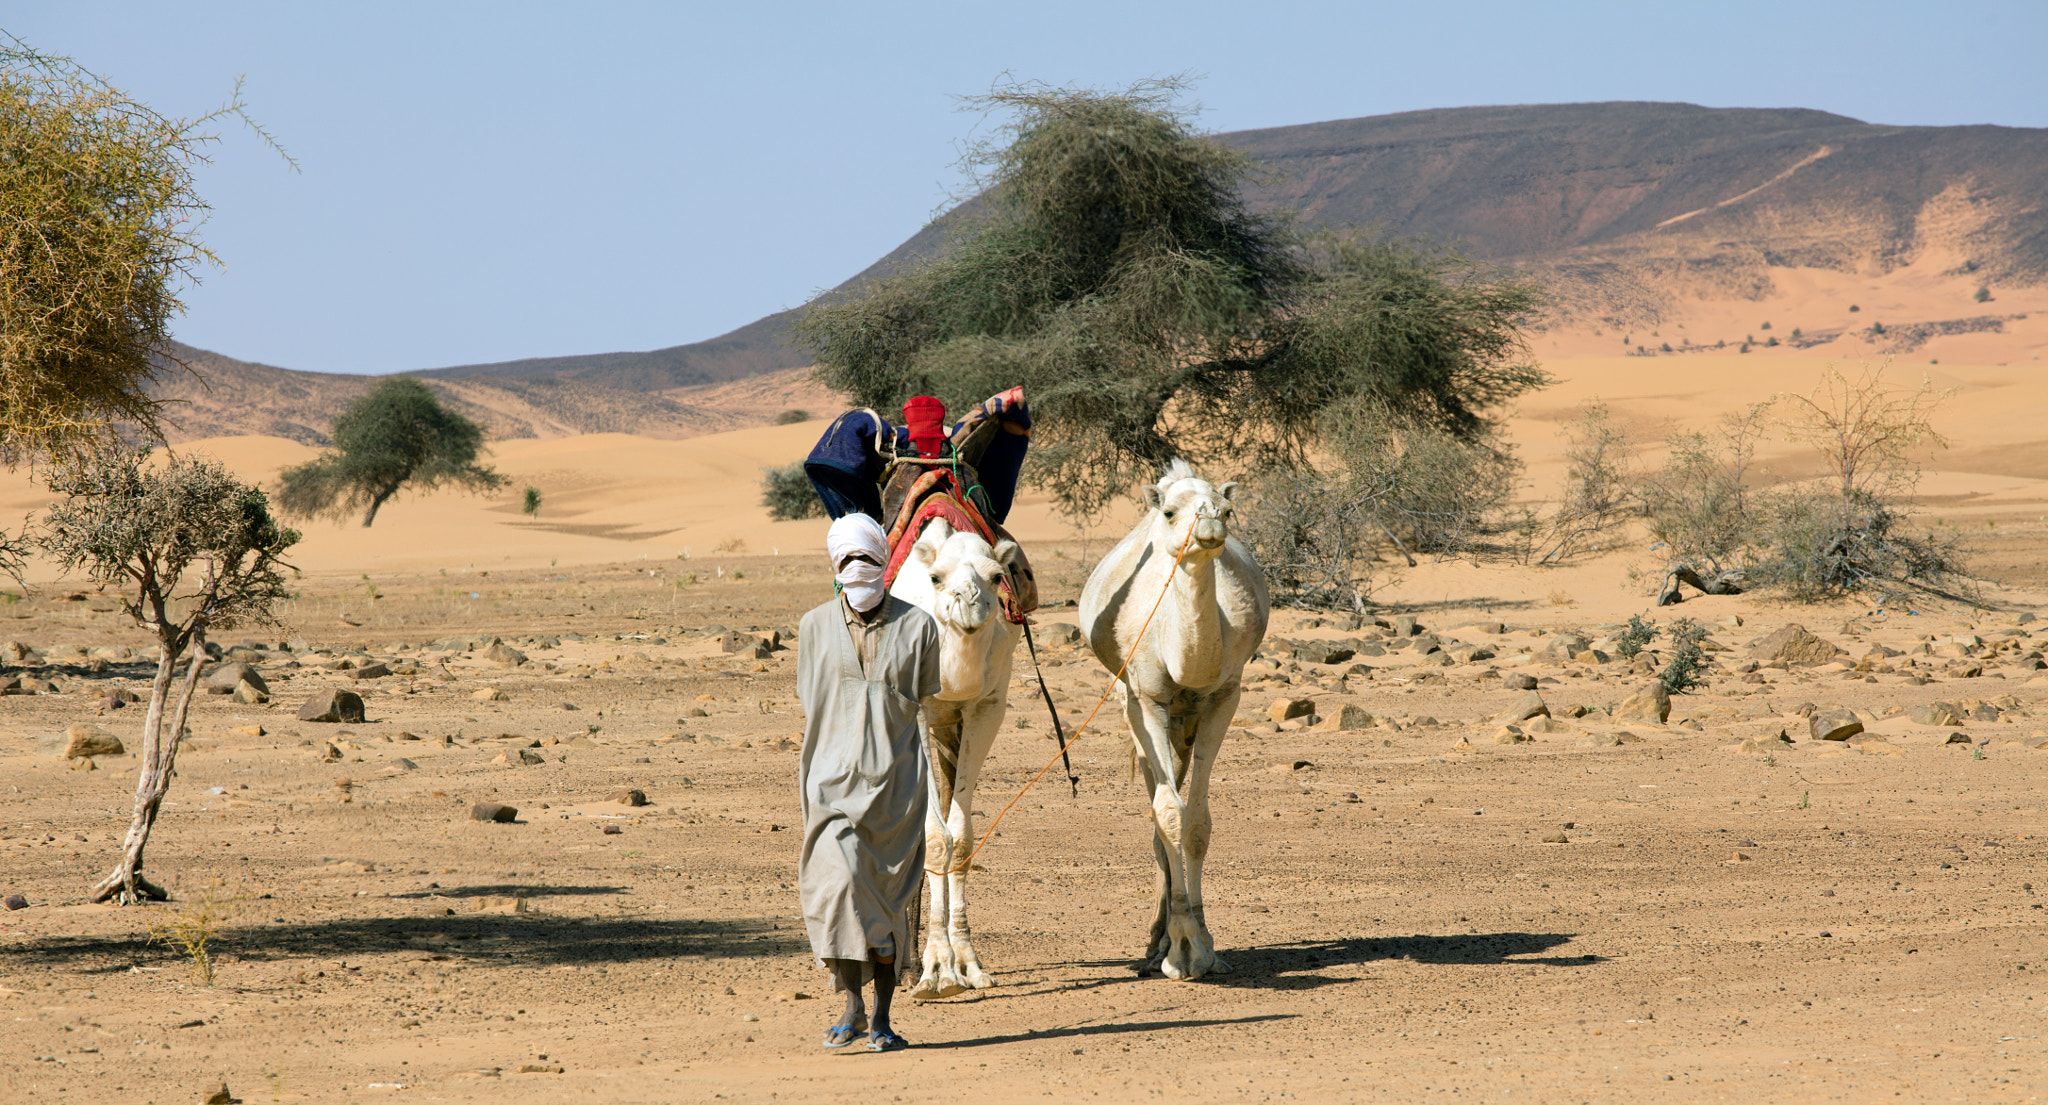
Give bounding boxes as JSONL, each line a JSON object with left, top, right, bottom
{"left": 1025, "top": 930, "right": 1591, "bottom": 993}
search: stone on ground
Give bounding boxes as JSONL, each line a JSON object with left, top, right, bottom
{"left": 470, "top": 802, "right": 518, "bottom": 822}
{"left": 1911, "top": 702, "right": 1966, "bottom": 726}
{"left": 1613, "top": 683, "right": 1672, "bottom": 723}
{"left": 485, "top": 642, "right": 528, "bottom": 666}
{"left": 609, "top": 787, "right": 649, "bottom": 806}
{"left": 1810, "top": 710, "right": 1864, "bottom": 741}
{"left": 1747, "top": 624, "right": 1844, "bottom": 666}
{"left": 59, "top": 723, "right": 124, "bottom": 759}
{"left": 204, "top": 662, "right": 268, "bottom": 695}
{"left": 231, "top": 679, "right": 268, "bottom": 704}
{"left": 1315, "top": 704, "right": 1373, "bottom": 731}
{"left": 1494, "top": 690, "right": 1548, "bottom": 723}
{"left": 1269, "top": 697, "right": 1315, "bottom": 723}
{"left": 297, "top": 690, "right": 366, "bottom": 723}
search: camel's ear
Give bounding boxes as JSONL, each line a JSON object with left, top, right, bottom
{"left": 909, "top": 519, "right": 953, "bottom": 571}
{"left": 1141, "top": 483, "right": 1163, "bottom": 511}
{"left": 1218, "top": 481, "right": 1238, "bottom": 502}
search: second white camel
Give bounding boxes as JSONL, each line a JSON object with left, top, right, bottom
{"left": 1079, "top": 459, "right": 1269, "bottom": 980}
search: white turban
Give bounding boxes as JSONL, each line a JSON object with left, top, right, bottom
{"left": 827, "top": 514, "right": 890, "bottom": 613}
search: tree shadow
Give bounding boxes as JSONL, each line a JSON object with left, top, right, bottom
{"left": 8, "top": 913, "right": 806, "bottom": 974}
{"left": 389, "top": 883, "right": 626, "bottom": 900}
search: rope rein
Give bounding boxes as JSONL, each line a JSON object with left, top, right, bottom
{"left": 931, "top": 524, "right": 1197, "bottom": 878}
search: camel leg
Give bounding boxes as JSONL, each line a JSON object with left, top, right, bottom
{"left": 1127, "top": 690, "right": 1202, "bottom": 979}
{"left": 1140, "top": 752, "right": 1173, "bottom": 968}
{"left": 1177, "top": 688, "right": 1237, "bottom": 977}
{"left": 914, "top": 701, "right": 966, "bottom": 1000}
{"left": 940, "top": 693, "right": 1004, "bottom": 991}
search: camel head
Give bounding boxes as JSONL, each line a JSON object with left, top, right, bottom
{"left": 896, "top": 519, "right": 1022, "bottom": 700}
{"left": 1141, "top": 459, "right": 1237, "bottom": 562}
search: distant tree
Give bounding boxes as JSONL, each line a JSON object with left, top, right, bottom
{"left": 522, "top": 486, "right": 542, "bottom": 522}
{"left": 276, "top": 377, "right": 506, "bottom": 527}
{"left": 796, "top": 78, "right": 1547, "bottom": 520}
{"left": 39, "top": 449, "right": 298, "bottom": 903}
{"left": 773, "top": 409, "right": 811, "bottom": 425}
{"left": 0, "top": 39, "right": 292, "bottom": 463}
{"left": 761, "top": 462, "right": 825, "bottom": 520}
{"left": 1848, "top": 304, "right": 1860, "bottom": 313}
{"left": 1975, "top": 284, "right": 1992, "bottom": 303}
{"left": 1759, "top": 321, "right": 1771, "bottom": 331}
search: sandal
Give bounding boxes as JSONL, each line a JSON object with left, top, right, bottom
{"left": 822, "top": 1015, "right": 868, "bottom": 1049}
{"left": 865, "top": 1029, "right": 910, "bottom": 1052}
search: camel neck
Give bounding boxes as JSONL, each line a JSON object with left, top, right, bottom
{"left": 1160, "top": 548, "right": 1224, "bottom": 688}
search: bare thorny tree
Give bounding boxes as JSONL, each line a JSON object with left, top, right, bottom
{"left": 41, "top": 450, "right": 299, "bottom": 904}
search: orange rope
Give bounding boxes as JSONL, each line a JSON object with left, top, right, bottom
{"left": 938, "top": 525, "right": 1198, "bottom": 877}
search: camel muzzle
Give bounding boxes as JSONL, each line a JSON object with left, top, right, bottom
{"left": 1193, "top": 518, "right": 1227, "bottom": 549}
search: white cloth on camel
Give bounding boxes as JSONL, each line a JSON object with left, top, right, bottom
{"left": 826, "top": 514, "right": 890, "bottom": 613}
{"left": 796, "top": 592, "right": 941, "bottom": 984}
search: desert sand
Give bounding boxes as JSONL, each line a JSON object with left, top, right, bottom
{"left": 3, "top": 271, "right": 2048, "bottom": 1102}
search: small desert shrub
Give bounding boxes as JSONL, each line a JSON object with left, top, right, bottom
{"left": 1237, "top": 467, "right": 1377, "bottom": 613}
{"left": 1637, "top": 402, "right": 1769, "bottom": 572}
{"left": 773, "top": 409, "right": 811, "bottom": 425}
{"left": 146, "top": 877, "right": 241, "bottom": 985}
{"left": 759, "top": 463, "right": 824, "bottom": 521}
{"left": 1534, "top": 401, "right": 1634, "bottom": 563}
{"left": 1750, "top": 488, "right": 1966, "bottom": 602}
{"left": 1658, "top": 617, "right": 1708, "bottom": 694}
{"left": 1615, "top": 614, "right": 1657, "bottom": 659}
{"left": 1975, "top": 285, "right": 1992, "bottom": 303}
{"left": 1322, "top": 403, "right": 1521, "bottom": 559}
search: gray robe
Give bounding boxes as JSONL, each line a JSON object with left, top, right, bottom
{"left": 796, "top": 594, "right": 941, "bottom": 974}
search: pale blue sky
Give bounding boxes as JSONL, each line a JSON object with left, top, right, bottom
{"left": 10, "top": 2, "right": 2045, "bottom": 375}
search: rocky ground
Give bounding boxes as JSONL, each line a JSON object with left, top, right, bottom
{"left": 3, "top": 556, "right": 2047, "bottom": 1102}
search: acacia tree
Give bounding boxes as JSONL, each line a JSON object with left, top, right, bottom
{"left": 276, "top": 377, "right": 507, "bottom": 526}
{"left": 795, "top": 79, "right": 1547, "bottom": 520}
{"left": 0, "top": 39, "right": 292, "bottom": 462}
{"left": 40, "top": 450, "right": 299, "bottom": 904}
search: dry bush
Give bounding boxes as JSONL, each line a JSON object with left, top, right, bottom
{"left": 759, "top": 462, "right": 825, "bottom": 520}
{"left": 1637, "top": 401, "right": 1770, "bottom": 572}
{"left": 1533, "top": 401, "right": 1636, "bottom": 562}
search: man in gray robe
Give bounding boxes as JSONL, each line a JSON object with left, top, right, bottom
{"left": 798, "top": 513, "right": 941, "bottom": 1052}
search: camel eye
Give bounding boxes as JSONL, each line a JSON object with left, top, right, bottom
{"left": 1163, "top": 510, "right": 1176, "bottom": 521}
{"left": 930, "top": 574, "right": 941, "bottom": 586}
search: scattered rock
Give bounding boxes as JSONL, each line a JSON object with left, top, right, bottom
{"left": 1541, "top": 832, "right": 1569, "bottom": 844}
{"left": 347, "top": 661, "right": 392, "bottom": 681}
{"left": 1291, "top": 642, "right": 1355, "bottom": 665}
{"left": 470, "top": 803, "right": 518, "bottom": 823}
{"left": 199, "top": 1082, "right": 234, "bottom": 1105}
{"left": 1613, "top": 683, "right": 1671, "bottom": 724}
{"left": 517, "top": 1063, "right": 563, "bottom": 1074}
{"left": 484, "top": 642, "right": 528, "bottom": 666}
{"left": 1494, "top": 725, "right": 1533, "bottom": 744}
{"left": 231, "top": 679, "right": 268, "bottom": 705}
{"left": 60, "top": 723, "right": 124, "bottom": 759}
{"left": 1945, "top": 732, "right": 1974, "bottom": 745}
{"left": 204, "top": 662, "right": 268, "bottom": 695}
{"left": 1494, "top": 691, "right": 1549, "bottom": 723}
{"left": 608, "top": 787, "right": 649, "bottom": 806}
{"left": 471, "top": 895, "right": 529, "bottom": 913}
{"left": 1390, "top": 615, "right": 1420, "bottom": 637}
{"left": 601, "top": 823, "right": 623, "bottom": 835}
{"left": 1910, "top": 702, "right": 1966, "bottom": 726}
{"left": 1503, "top": 672, "right": 1538, "bottom": 691}
{"left": 1315, "top": 704, "right": 1373, "bottom": 732}
{"left": 297, "top": 690, "right": 366, "bottom": 723}
{"left": 1748, "top": 624, "right": 1844, "bottom": 666}
{"left": 4, "top": 894, "right": 27, "bottom": 910}
{"left": 1037, "top": 622, "right": 1083, "bottom": 647}
{"left": 1810, "top": 710, "right": 1863, "bottom": 741}
{"left": 1268, "top": 697, "right": 1315, "bottom": 723}
{"left": 1579, "top": 731, "right": 1623, "bottom": 748}
{"left": 472, "top": 688, "right": 510, "bottom": 702}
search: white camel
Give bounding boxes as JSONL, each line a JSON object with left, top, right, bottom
{"left": 1079, "top": 459, "right": 1269, "bottom": 980}
{"left": 890, "top": 517, "right": 1029, "bottom": 999}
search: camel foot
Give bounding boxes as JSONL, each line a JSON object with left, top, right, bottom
{"left": 910, "top": 973, "right": 966, "bottom": 1001}
{"left": 962, "top": 965, "right": 994, "bottom": 990}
